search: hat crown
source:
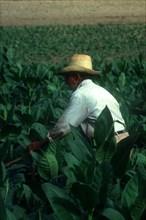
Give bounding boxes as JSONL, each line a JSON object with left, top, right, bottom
{"left": 60, "top": 54, "right": 100, "bottom": 76}
{"left": 70, "top": 54, "right": 92, "bottom": 70}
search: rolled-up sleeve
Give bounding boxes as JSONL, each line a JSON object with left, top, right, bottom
{"left": 47, "top": 94, "right": 88, "bottom": 140}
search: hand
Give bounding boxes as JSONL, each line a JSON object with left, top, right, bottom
{"left": 49, "top": 131, "right": 64, "bottom": 140}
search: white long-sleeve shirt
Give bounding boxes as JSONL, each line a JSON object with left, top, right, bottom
{"left": 47, "top": 79, "right": 126, "bottom": 140}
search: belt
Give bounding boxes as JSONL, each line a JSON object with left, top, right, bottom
{"left": 115, "top": 130, "right": 126, "bottom": 135}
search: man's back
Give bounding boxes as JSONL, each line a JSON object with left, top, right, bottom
{"left": 73, "top": 79, "right": 126, "bottom": 137}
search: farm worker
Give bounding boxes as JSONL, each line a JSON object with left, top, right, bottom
{"left": 29, "top": 54, "right": 129, "bottom": 150}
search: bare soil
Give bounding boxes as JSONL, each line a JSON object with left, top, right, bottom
{"left": 0, "top": 0, "right": 146, "bottom": 25}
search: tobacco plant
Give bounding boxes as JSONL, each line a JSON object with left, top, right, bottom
{"left": 0, "top": 39, "right": 146, "bottom": 219}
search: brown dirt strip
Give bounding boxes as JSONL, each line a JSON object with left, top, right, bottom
{"left": 0, "top": 0, "right": 146, "bottom": 26}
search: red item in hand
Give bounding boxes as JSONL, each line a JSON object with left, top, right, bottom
{"left": 28, "top": 138, "right": 50, "bottom": 152}
{"left": 28, "top": 141, "right": 44, "bottom": 152}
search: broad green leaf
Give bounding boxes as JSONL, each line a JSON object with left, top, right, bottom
{"left": 0, "top": 200, "right": 17, "bottom": 220}
{"left": 6, "top": 208, "right": 17, "bottom": 220}
{"left": 63, "top": 152, "right": 86, "bottom": 186}
{"left": 13, "top": 205, "right": 27, "bottom": 219}
{"left": 23, "top": 184, "right": 32, "bottom": 205}
{"left": 63, "top": 152, "right": 80, "bottom": 167}
{"left": 30, "top": 123, "right": 48, "bottom": 139}
{"left": 122, "top": 168, "right": 146, "bottom": 220}
{"left": 30, "top": 151, "right": 42, "bottom": 164}
{"left": 95, "top": 136, "right": 116, "bottom": 163}
{"left": 65, "top": 164, "right": 87, "bottom": 184}
{"left": 90, "top": 164, "right": 103, "bottom": 193}
{"left": 135, "top": 153, "right": 146, "bottom": 166}
{"left": 102, "top": 208, "right": 126, "bottom": 220}
{"left": 121, "top": 174, "right": 138, "bottom": 209}
{"left": 63, "top": 167, "right": 78, "bottom": 189}
{"left": 131, "top": 200, "right": 146, "bottom": 220}
{"left": 17, "top": 130, "right": 30, "bottom": 147}
{"left": 63, "top": 150, "right": 96, "bottom": 185}
{"left": 42, "top": 183, "right": 80, "bottom": 220}
{"left": 38, "top": 151, "right": 58, "bottom": 180}
{"left": 65, "top": 126, "right": 94, "bottom": 163}
{"left": 91, "top": 161, "right": 114, "bottom": 204}
{"left": 110, "top": 134, "right": 138, "bottom": 178}
{"left": 108, "top": 179, "right": 121, "bottom": 201}
{"left": 71, "top": 182, "right": 99, "bottom": 212}
{"left": 94, "top": 106, "right": 115, "bottom": 149}
{"left": 0, "top": 162, "right": 7, "bottom": 185}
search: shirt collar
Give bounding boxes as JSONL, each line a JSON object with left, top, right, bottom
{"left": 77, "top": 79, "right": 92, "bottom": 89}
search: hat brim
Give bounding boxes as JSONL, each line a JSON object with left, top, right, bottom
{"left": 59, "top": 65, "right": 101, "bottom": 76}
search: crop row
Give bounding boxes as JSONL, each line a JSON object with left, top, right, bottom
{"left": 0, "top": 24, "right": 146, "bottom": 64}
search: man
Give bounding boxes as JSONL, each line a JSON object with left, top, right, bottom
{"left": 29, "top": 54, "right": 129, "bottom": 150}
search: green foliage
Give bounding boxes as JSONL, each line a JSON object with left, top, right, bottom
{"left": 102, "top": 208, "right": 126, "bottom": 220}
{"left": 94, "top": 106, "right": 116, "bottom": 163}
{"left": 42, "top": 183, "right": 80, "bottom": 220}
{"left": 121, "top": 167, "right": 146, "bottom": 220}
{"left": 38, "top": 149, "right": 58, "bottom": 181}
{"left": 0, "top": 24, "right": 146, "bottom": 63}
{"left": 0, "top": 24, "right": 146, "bottom": 219}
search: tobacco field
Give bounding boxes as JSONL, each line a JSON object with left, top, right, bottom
{"left": 0, "top": 24, "right": 146, "bottom": 220}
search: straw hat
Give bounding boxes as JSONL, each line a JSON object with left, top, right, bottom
{"left": 60, "top": 54, "right": 101, "bottom": 76}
